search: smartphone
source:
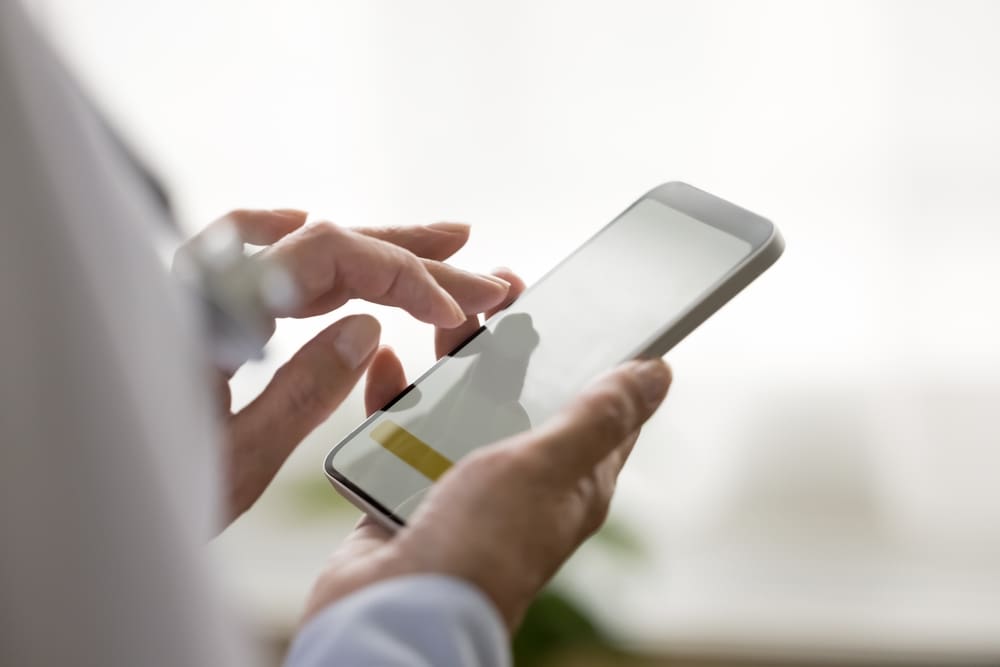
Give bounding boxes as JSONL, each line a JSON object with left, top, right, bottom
{"left": 324, "top": 182, "right": 783, "bottom": 530}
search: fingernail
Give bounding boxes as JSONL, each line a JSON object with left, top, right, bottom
{"left": 428, "top": 222, "right": 470, "bottom": 234}
{"left": 334, "top": 316, "right": 381, "bottom": 369}
{"left": 273, "top": 208, "right": 308, "bottom": 220}
{"left": 634, "top": 360, "right": 671, "bottom": 406}
{"left": 479, "top": 274, "right": 511, "bottom": 290}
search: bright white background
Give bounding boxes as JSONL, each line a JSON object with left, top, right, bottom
{"left": 29, "top": 0, "right": 1000, "bottom": 660}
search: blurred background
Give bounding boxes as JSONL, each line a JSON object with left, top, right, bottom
{"left": 26, "top": 0, "right": 1000, "bottom": 664}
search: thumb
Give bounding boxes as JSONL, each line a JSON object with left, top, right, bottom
{"left": 524, "top": 359, "right": 672, "bottom": 482}
{"left": 226, "top": 314, "right": 380, "bottom": 517}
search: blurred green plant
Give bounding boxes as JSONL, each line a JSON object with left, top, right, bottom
{"left": 590, "top": 517, "right": 644, "bottom": 559}
{"left": 512, "top": 519, "right": 647, "bottom": 666}
{"left": 279, "top": 471, "right": 355, "bottom": 518}
{"left": 513, "top": 587, "right": 622, "bottom": 667}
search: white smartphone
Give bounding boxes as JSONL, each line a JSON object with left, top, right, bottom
{"left": 324, "top": 182, "right": 784, "bottom": 530}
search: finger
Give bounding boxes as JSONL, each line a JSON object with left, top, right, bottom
{"left": 262, "top": 222, "right": 467, "bottom": 327}
{"left": 175, "top": 210, "right": 306, "bottom": 379}
{"left": 328, "top": 515, "right": 393, "bottom": 560}
{"left": 353, "top": 222, "right": 470, "bottom": 261}
{"left": 174, "top": 210, "right": 307, "bottom": 285}
{"left": 364, "top": 346, "right": 408, "bottom": 416}
{"left": 295, "top": 252, "right": 509, "bottom": 322}
{"left": 228, "top": 209, "right": 308, "bottom": 244}
{"left": 607, "top": 429, "right": 641, "bottom": 476}
{"left": 483, "top": 267, "right": 527, "bottom": 319}
{"left": 433, "top": 268, "right": 525, "bottom": 358}
{"left": 209, "top": 209, "right": 308, "bottom": 246}
{"left": 213, "top": 369, "right": 233, "bottom": 415}
{"left": 226, "top": 314, "right": 380, "bottom": 518}
{"left": 591, "top": 429, "right": 641, "bottom": 506}
{"left": 523, "top": 359, "right": 672, "bottom": 480}
{"left": 586, "top": 431, "right": 641, "bottom": 529}
{"left": 423, "top": 260, "right": 509, "bottom": 316}
{"left": 352, "top": 514, "right": 394, "bottom": 542}
{"left": 434, "top": 313, "right": 483, "bottom": 359}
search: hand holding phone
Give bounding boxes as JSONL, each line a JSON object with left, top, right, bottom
{"left": 325, "top": 182, "right": 783, "bottom": 530}
{"left": 305, "top": 182, "right": 782, "bottom": 630}
{"left": 304, "top": 350, "right": 672, "bottom": 632}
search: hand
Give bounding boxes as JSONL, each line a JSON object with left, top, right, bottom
{"left": 182, "top": 209, "right": 513, "bottom": 525}
{"left": 302, "top": 272, "right": 673, "bottom": 631}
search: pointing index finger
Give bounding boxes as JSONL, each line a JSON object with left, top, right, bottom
{"left": 353, "top": 222, "right": 470, "bottom": 261}
{"left": 433, "top": 268, "right": 527, "bottom": 359}
{"left": 261, "top": 222, "right": 467, "bottom": 327}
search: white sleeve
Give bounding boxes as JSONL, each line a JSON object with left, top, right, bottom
{"left": 0, "top": 1, "right": 252, "bottom": 665}
{"left": 286, "top": 575, "right": 510, "bottom": 667}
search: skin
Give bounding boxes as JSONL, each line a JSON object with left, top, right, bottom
{"left": 190, "top": 209, "right": 512, "bottom": 522}
{"left": 194, "top": 209, "right": 672, "bottom": 633}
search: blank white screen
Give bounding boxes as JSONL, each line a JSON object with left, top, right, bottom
{"left": 333, "top": 199, "right": 751, "bottom": 518}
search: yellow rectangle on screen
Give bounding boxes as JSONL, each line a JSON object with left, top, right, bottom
{"left": 370, "top": 420, "right": 454, "bottom": 482}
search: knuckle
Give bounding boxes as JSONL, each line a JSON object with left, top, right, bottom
{"left": 398, "top": 246, "right": 424, "bottom": 274}
{"left": 387, "top": 249, "right": 430, "bottom": 301}
{"left": 291, "top": 222, "right": 347, "bottom": 292}
{"left": 307, "top": 220, "right": 341, "bottom": 241}
{"left": 595, "top": 468, "right": 618, "bottom": 509}
{"left": 581, "top": 389, "right": 634, "bottom": 444}
{"left": 586, "top": 496, "right": 612, "bottom": 535}
{"left": 463, "top": 443, "right": 540, "bottom": 482}
{"left": 617, "top": 369, "right": 651, "bottom": 417}
{"left": 465, "top": 444, "right": 518, "bottom": 472}
{"left": 573, "top": 475, "right": 611, "bottom": 536}
{"left": 506, "top": 445, "right": 549, "bottom": 478}
{"left": 275, "top": 365, "right": 322, "bottom": 417}
{"left": 224, "top": 208, "right": 250, "bottom": 221}
{"left": 376, "top": 249, "right": 413, "bottom": 298}
{"left": 364, "top": 225, "right": 395, "bottom": 238}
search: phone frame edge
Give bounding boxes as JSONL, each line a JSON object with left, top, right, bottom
{"left": 634, "top": 224, "right": 784, "bottom": 359}
{"left": 323, "top": 181, "right": 784, "bottom": 529}
{"left": 325, "top": 470, "right": 404, "bottom": 533}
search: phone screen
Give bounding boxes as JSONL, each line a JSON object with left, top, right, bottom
{"left": 328, "top": 197, "right": 754, "bottom": 520}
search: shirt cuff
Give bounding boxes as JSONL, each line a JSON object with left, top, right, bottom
{"left": 286, "top": 574, "right": 510, "bottom": 667}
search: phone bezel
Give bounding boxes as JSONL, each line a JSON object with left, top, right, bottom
{"left": 324, "top": 181, "right": 784, "bottom": 531}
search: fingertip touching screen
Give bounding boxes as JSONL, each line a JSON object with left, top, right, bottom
{"left": 328, "top": 197, "right": 754, "bottom": 521}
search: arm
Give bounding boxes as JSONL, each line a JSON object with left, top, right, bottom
{"left": 287, "top": 576, "right": 509, "bottom": 667}
{"left": 0, "top": 3, "right": 513, "bottom": 664}
{"left": 292, "top": 274, "right": 672, "bottom": 661}
{"left": 0, "top": 2, "right": 248, "bottom": 663}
